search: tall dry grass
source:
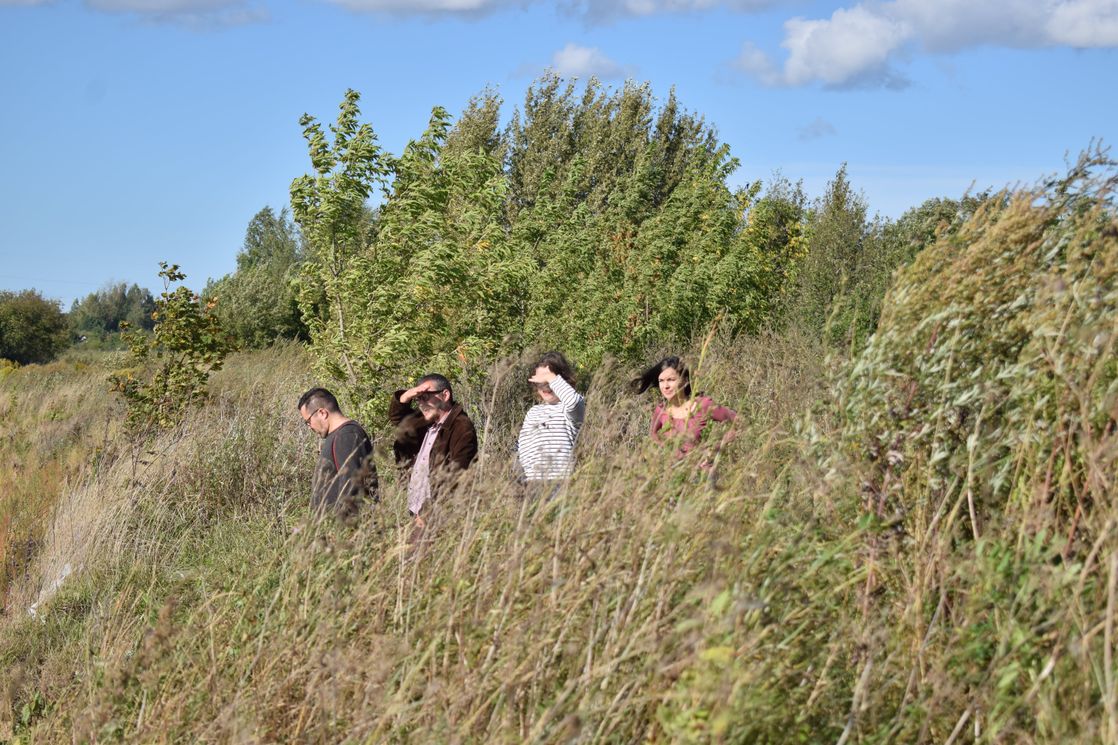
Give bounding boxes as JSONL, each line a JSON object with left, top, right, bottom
{"left": 0, "top": 352, "right": 125, "bottom": 611}
{"left": 2, "top": 332, "right": 841, "bottom": 743}
{"left": 1, "top": 153, "right": 1116, "bottom": 742}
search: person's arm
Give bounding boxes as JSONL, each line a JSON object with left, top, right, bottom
{"left": 447, "top": 416, "right": 479, "bottom": 472}
{"left": 333, "top": 425, "right": 370, "bottom": 483}
{"left": 543, "top": 373, "right": 581, "bottom": 413}
{"left": 649, "top": 405, "right": 666, "bottom": 441}
{"left": 390, "top": 389, "right": 430, "bottom": 466}
{"left": 705, "top": 400, "right": 738, "bottom": 453}
{"left": 547, "top": 375, "right": 586, "bottom": 429}
{"left": 707, "top": 401, "right": 737, "bottom": 423}
{"left": 389, "top": 389, "right": 416, "bottom": 426}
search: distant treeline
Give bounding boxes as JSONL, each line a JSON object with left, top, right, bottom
{"left": 0, "top": 282, "right": 155, "bottom": 365}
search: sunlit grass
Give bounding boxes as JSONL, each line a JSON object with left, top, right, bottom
{"left": 0, "top": 156, "right": 1115, "bottom": 742}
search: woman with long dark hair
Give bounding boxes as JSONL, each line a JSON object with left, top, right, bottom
{"left": 517, "top": 351, "right": 586, "bottom": 482}
{"left": 634, "top": 356, "right": 736, "bottom": 463}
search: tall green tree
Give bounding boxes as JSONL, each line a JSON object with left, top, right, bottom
{"left": 795, "top": 169, "right": 992, "bottom": 348}
{"left": 292, "top": 80, "right": 809, "bottom": 416}
{"left": 0, "top": 289, "right": 69, "bottom": 365}
{"left": 509, "top": 77, "right": 737, "bottom": 362}
{"left": 290, "top": 89, "right": 390, "bottom": 388}
{"left": 204, "top": 207, "right": 307, "bottom": 348}
{"left": 793, "top": 164, "right": 876, "bottom": 342}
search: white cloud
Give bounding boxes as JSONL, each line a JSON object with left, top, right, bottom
{"left": 319, "top": 0, "right": 515, "bottom": 16}
{"left": 319, "top": 0, "right": 792, "bottom": 20}
{"left": 798, "top": 116, "right": 837, "bottom": 140}
{"left": 85, "top": 0, "right": 267, "bottom": 26}
{"left": 737, "top": 0, "right": 1118, "bottom": 88}
{"left": 1048, "top": 0, "right": 1118, "bottom": 45}
{"left": 562, "top": 0, "right": 784, "bottom": 21}
{"left": 781, "top": 6, "right": 910, "bottom": 87}
{"left": 550, "top": 42, "right": 629, "bottom": 78}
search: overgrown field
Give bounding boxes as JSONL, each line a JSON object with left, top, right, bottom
{"left": 1, "top": 161, "right": 1116, "bottom": 743}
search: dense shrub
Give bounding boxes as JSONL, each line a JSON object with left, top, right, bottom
{"left": 845, "top": 150, "right": 1117, "bottom": 528}
{"left": 838, "top": 149, "right": 1118, "bottom": 741}
{"left": 0, "top": 289, "right": 68, "bottom": 365}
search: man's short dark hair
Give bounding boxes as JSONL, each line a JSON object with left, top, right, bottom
{"left": 298, "top": 387, "right": 342, "bottom": 414}
{"left": 417, "top": 373, "right": 453, "bottom": 401}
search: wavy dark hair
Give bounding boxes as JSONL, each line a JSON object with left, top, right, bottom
{"left": 534, "top": 351, "right": 576, "bottom": 387}
{"left": 632, "top": 356, "right": 691, "bottom": 397}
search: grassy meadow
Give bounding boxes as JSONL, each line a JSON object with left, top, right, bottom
{"left": 0, "top": 163, "right": 1116, "bottom": 743}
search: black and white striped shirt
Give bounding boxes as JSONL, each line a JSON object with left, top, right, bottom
{"left": 517, "top": 375, "right": 585, "bottom": 481}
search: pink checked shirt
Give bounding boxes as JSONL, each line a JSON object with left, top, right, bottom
{"left": 650, "top": 396, "right": 737, "bottom": 459}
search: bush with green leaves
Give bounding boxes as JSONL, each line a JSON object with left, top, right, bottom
{"left": 110, "top": 263, "right": 235, "bottom": 433}
{"left": 0, "top": 289, "right": 69, "bottom": 365}
{"left": 832, "top": 150, "right": 1118, "bottom": 740}
{"left": 844, "top": 150, "right": 1117, "bottom": 524}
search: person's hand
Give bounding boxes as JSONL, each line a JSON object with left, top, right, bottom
{"left": 528, "top": 365, "right": 557, "bottom": 385}
{"left": 400, "top": 380, "right": 437, "bottom": 403}
{"left": 414, "top": 514, "right": 426, "bottom": 529}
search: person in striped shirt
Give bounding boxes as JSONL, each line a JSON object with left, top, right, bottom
{"left": 517, "top": 352, "right": 586, "bottom": 483}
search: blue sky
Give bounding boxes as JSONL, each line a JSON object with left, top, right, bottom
{"left": 1, "top": 0, "right": 1115, "bottom": 306}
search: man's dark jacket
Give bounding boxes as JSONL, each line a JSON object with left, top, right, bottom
{"left": 389, "top": 390, "right": 478, "bottom": 476}
{"left": 312, "top": 420, "right": 378, "bottom": 518}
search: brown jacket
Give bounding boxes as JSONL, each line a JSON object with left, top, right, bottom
{"left": 389, "top": 390, "right": 478, "bottom": 475}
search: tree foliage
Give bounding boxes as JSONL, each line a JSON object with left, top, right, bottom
{"left": 110, "top": 263, "right": 235, "bottom": 432}
{"left": 69, "top": 282, "right": 155, "bottom": 346}
{"left": 792, "top": 164, "right": 875, "bottom": 339}
{"left": 291, "top": 80, "right": 804, "bottom": 419}
{"left": 287, "top": 80, "right": 996, "bottom": 423}
{"left": 793, "top": 167, "right": 993, "bottom": 349}
{"left": 0, "top": 289, "right": 69, "bottom": 365}
{"left": 204, "top": 207, "right": 307, "bottom": 349}
{"left": 290, "top": 88, "right": 389, "bottom": 389}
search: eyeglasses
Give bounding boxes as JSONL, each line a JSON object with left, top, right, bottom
{"left": 415, "top": 390, "right": 447, "bottom": 403}
{"left": 302, "top": 408, "right": 324, "bottom": 426}
{"left": 531, "top": 381, "right": 552, "bottom": 393}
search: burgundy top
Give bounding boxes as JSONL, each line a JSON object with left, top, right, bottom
{"left": 650, "top": 396, "right": 737, "bottom": 458}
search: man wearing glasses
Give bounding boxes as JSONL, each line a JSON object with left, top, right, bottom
{"left": 297, "top": 387, "right": 377, "bottom": 519}
{"left": 389, "top": 374, "right": 478, "bottom": 527}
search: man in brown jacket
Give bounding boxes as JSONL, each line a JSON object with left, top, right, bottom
{"left": 389, "top": 373, "right": 478, "bottom": 527}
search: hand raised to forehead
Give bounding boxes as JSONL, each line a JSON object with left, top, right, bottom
{"left": 528, "top": 365, "right": 557, "bottom": 384}
{"left": 402, "top": 379, "right": 447, "bottom": 404}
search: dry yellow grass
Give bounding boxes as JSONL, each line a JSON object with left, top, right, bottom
{"left": 0, "top": 155, "right": 1116, "bottom": 742}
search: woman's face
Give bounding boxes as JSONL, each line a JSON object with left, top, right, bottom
{"left": 658, "top": 367, "right": 684, "bottom": 402}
